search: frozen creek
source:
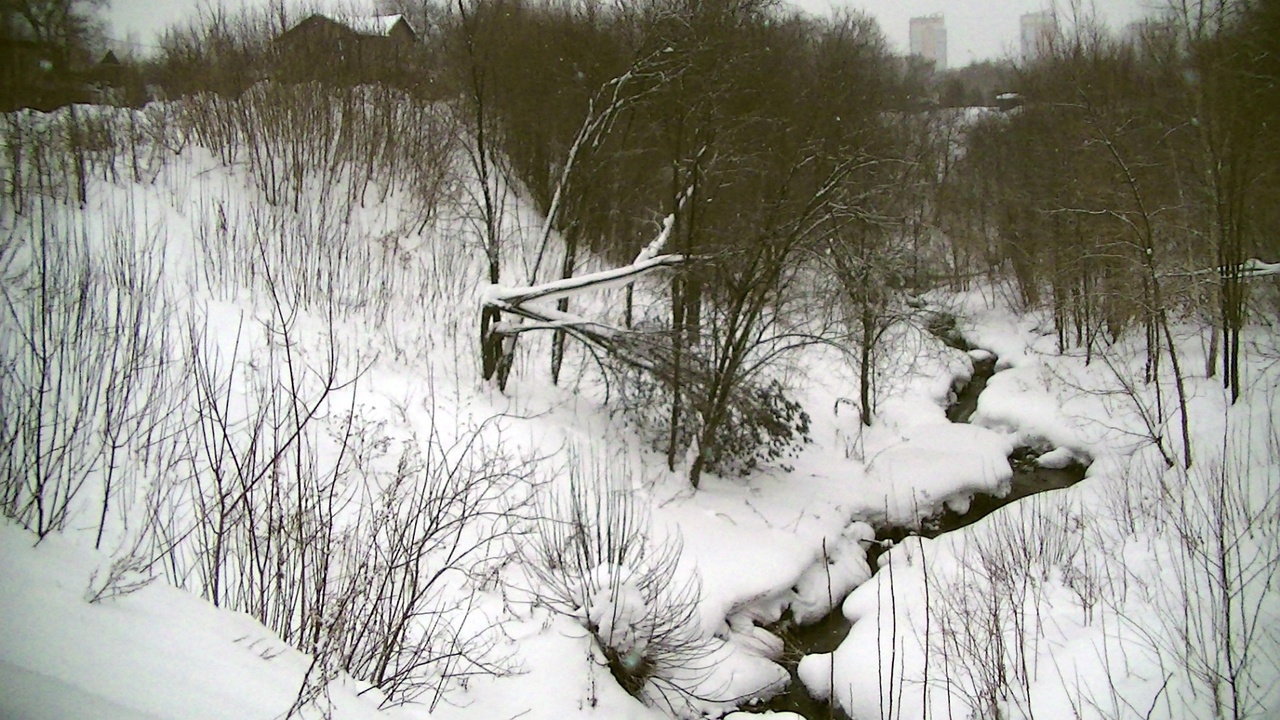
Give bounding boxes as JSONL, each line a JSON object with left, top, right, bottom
{"left": 755, "top": 345, "right": 1089, "bottom": 719}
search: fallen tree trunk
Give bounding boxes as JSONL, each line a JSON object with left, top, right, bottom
{"left": 483, "top": 252, "right": 687, "bottom": 309}
{"left": 479, "top": 199, "right": 693, "bottom": 388}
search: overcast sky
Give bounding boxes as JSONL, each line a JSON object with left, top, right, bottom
{"left": 796, "top": 0, "right": 1156, "bottom": 66}
{"left": 104, "top": 0, "right": 1159, "bottom": 65}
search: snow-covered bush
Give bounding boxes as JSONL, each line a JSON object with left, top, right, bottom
{"left": 610, "top": 357, "right": 811, "bottom": 478}
{"left": 521, "top": 455, "right": 719, "bottom": 715}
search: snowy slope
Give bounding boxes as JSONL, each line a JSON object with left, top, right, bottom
{"left": 802, "top": 291, "right": 1280, "bottom": 720}
{"left": 0, "top": 521, "right": 409, "bottom": 720}
{"left": 7, "top": 101, "right": 1273, "bottom": 720}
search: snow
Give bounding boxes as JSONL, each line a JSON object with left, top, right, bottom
{"left": 439, "top": 613, "right": 665, "bottom": 720}
{"left": 585, "top": 564, "right": 654, "bottom": 657}
{"left": 634, "top": 214, "right": 676, "bottom": 263}
{"left": 1034, "top": 446, "right": 1077, "bottom": 469}
{"left": 483, "top": 252, "right": 685, "bottom": 307}
{"left": 786, "top": 521, "right": 875, "bottom": 624}
{"left": 813, "top": 291, "right": 1280, "bottom": 720}
{"left": 864, "top": 422, "right": 1014, "bottom": 521}
{"left": 1239, "top": 257, "right": 1280, "bottom": 277}
{"left": 0, "top": 521, "right": 402, "bottom": 720}
{"left": 966, "top": 347, "right": 995, "bottom": 362}
{"left": 3, "top": 103, "right": 1276, "bottom": 720}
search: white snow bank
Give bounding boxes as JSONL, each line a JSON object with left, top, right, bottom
{"left": 451, "top": 608, "right": 786, "bottom": 720}
{"left": 947, "top": 294, "right": 1040, "bottom": 370}
{"left": 795, "top": 652, "right": 834, "bottom": 702}
{"left": 815, "top": 294, "right": 1280, "bottom": 720}
{"left": 663, "top": 497, "right": 829, "bottom": 639}
{"left": 935, "top": 294, "right": 1096, "bottom": 459}
{"left": 1035, "top": 446, "right": 1078, "bottom": 469}
{"left": 672, "top": 638, "right": 790, "bottom": 715}
{"left": 726, "top": 614, "right": 786, "bottom": 659}
{"left": 970, "top": 364, "right": 1085, "bottom": 453}
{"left": 822, "top": 537, "right": 936, "bottom": 719}
{"left": 786, "top": 521, "right": 876, "bottom": 624}
{"left": 862, "top": 422, "right": 1014, "bottom": 524}
{"left": 0, "top": 521, "right": 402, "bottom": 720}
{"left": 443, "top": 614, "right": 666, "bottom": 720}
{"left": 967, "top": 348, "right": 995, "bottom": 362}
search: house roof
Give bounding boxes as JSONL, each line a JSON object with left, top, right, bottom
{"left": 341, "top": 14, "right": 414, "bottom": 37}
{"left": 277, "top": 13, "right": 417, "bottom": 43}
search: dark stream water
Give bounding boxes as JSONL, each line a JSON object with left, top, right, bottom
{"left": 751, "top": 344, "right": 1089, "bottom": 719}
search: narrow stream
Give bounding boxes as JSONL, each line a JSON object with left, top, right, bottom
{"left": 753, "top": 340, "right": 1088, "bottom": 719}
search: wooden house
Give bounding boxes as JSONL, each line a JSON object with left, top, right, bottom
{"left": 273, "top": 14, "right": 420, "bottom": 86}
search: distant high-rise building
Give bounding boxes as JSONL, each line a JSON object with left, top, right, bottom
{"left": 1020, "top": 11, "right": 1057, "bottom": 60}
{"left": 909, "top": 14, "right": 947, "bottom": 71}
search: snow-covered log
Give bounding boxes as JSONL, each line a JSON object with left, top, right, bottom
{"left": 487, "top": 299, "right": 664, "bottom": 375}
{"left": 483, "top": 253, "right": 686, "bottom": 308}
{"left": 1165, "top": 258, "right": 1280, "bottom": 280}
{"left": 478, "top": 173, "right": 692, "bottom": 387}
{"left": 1237, "top": 258, "right": 1280, "bottom": 278}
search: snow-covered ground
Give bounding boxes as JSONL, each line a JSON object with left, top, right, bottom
{"left": 800, "top": 292, "right": 1280, "bottom": 720}
{"left": 0, "top": 521, "right": 403, "bottom": 720}
{"left": 2, "top": 103, "right": 1276, "bottom": 720}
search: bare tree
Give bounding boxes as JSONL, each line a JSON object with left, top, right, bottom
{"left": 447, "top": 0, "right": 513, "bottom": 388}
{"left": 1165, "top": 0, "right": 1278, "bottom": 402}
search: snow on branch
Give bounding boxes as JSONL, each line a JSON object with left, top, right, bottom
{"left": 483, "top": 253, "right": 686, "bottom": 308}
{"left": 480, "top": 142, "right": 698, "bottom": 386}
{"left": 1162, "top": 258, "right": 1280, "bottom": 280}
{"left": 482, "top": 230, "right": 696, "bottom": 380}
{"left": 489, "top": 302, "right": 623, "bottom": 339}
{"left": 1237, "top": 258, "right": 1280, "bottom": 278}
{"left": 488, "top": 299, "right": 663, "bottom": 375}
{"left": 634, "top": 213, "right": 677, "bottom": 264}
